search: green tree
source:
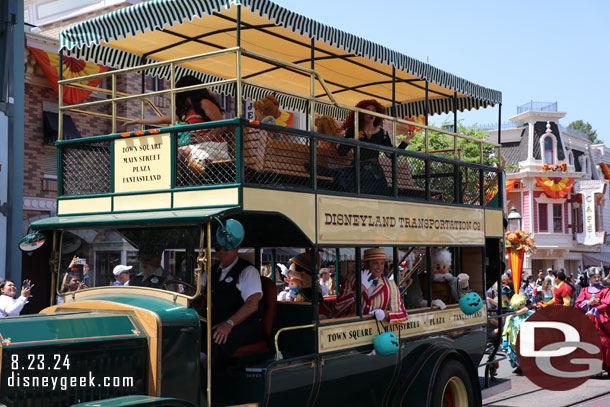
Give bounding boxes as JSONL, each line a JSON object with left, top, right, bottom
{"left": 406, "top": 120, "right": 496, "bottom": 166}
{"left": 568, "top": 120, "right": 598, "bottom": 143}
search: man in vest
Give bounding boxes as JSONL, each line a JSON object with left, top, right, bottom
{"left": 206, "top": 219, "right": 263, "bottom": 368}
{"left": 131, "top": 246, "right": 171, "bottom": 289}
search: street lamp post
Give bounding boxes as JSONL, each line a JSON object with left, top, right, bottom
{"left": 507, "top": 207, "right": 522, "bottom": 232}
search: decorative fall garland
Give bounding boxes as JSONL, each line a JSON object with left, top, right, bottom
{"left": 541, "top": 162, "right": 567, "bottom": 172}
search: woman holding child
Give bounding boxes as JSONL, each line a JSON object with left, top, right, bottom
{"left": 122, "top": 75, "right": 227, "bottom": 170}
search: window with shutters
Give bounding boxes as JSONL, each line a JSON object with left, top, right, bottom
{"left": 43, "top": 145, "right": 57, "bottom": 178}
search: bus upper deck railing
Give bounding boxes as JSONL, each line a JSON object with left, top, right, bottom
{"left": 57, "top": 46, "right": 502, "bottom": 167}
{"left": 56, "top": 118, "right": 502, "bottom": 208}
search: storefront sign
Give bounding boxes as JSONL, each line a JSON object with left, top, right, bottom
{"left": 574, "top": 180, "right": 607, "bottom": 246}
{"left": 114, "top": 135, "right": 171, "bottom": 193}
{"left": 317, "top": 195, "right": 485, "bottom": 245}
{"left": 318, "top": 306, "right": 486, "bottom": 353}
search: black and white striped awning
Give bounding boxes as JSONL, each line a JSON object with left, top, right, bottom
{"left": 60, "top": 0, "right": 501, "bottom": 117}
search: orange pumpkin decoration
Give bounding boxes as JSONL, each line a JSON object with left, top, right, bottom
{"left": 560, "top": 162, "right": 567, "bottom": 171}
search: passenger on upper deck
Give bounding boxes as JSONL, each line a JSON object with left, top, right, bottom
{"left": 122, "top": 75, "right": 228, "bottom": 168}
{"left": 336, "top": 248, "right": 408, "bottom": 324}
{"left": 336, "top": 100, "right": 406, "bottom": 195}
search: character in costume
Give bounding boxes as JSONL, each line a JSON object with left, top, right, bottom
{"left": 575, "top": 267, "right": 610, "bottom": 373}
{"left": 336, "top": 248, "right": 408, "bottom": 324}
{"left": 502, "top": 294, "right": 534, "bottom": 372}
{"left": 276, "top": 252, "right": 333, "bottom": 318}
{"left": 335, "top": 100, "right": 407, "bottom": 195}
{"left": 431, "top": 247, "right": 459, "bottom": 301}
{"left": 541, "top": 270, "right": 573, "bottom": 307}
{"left": 277, "top": 254, "right": 315, "bottom": 303}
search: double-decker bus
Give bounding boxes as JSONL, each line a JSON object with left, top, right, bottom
{"left": 3, "top": 1, "right": 506, "bottom": 406}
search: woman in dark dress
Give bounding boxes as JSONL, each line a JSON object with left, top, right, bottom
{"left": 336, "top": 99, "right": 395, "bottom": 195}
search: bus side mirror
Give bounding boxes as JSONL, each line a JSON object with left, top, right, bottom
{"left": 18, "top": 232, "right": 47, "bottom": 253}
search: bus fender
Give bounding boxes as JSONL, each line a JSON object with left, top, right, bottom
{"left": 389, "top": 344, "right": 481, "bottom": 407}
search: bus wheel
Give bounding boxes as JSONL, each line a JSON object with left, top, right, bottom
{"left": 431, "top": 360, "right": 473, "bottom": 407}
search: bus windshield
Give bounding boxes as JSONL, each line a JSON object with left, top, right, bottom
{"left": 56, "top": 226, "right": 201, "bottom": 299}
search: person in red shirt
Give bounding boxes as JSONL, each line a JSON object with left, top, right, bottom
{"left": 543, "top": 270, "right": 573, "bottom": 307}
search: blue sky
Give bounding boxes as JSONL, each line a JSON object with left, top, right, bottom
{"left": 274, "top": 0, "right": 610, "bottom": 143}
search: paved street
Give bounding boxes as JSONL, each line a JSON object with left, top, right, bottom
{"left": 480, "top": 358, "right": 610, "bottom": 406}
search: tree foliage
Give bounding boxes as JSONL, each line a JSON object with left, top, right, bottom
{"left": 407, "top": 121, "right": 497, "bottom": 166}
{"left": 568, "top": 120, "right": 598, "bottom": 143}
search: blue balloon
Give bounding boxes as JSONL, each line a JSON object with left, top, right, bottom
{"left": 373, "top": 332, "right": 399, "bottom": 356}
{"left": 459, "top": 292, "right": 483, "bottom": 315}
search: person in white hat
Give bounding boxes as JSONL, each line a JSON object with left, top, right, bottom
{"left": 112, "top": 265, "right": 132, "bottom": 286}
{"left": 336, "top": 248, "right": 408, "bottom": 324}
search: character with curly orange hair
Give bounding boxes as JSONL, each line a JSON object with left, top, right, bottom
{"left": 335, "top": 100, "right": 406, "bottom": 195}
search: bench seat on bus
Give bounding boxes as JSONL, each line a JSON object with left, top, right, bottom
{"left": 379, "top": 156, "right": 414, "bottom": 190}
{"left": 232, "top": 276, "right": 277, "bottom": 358}
{"left": 244, "top": 133, "right": 415, "bottom": 190}
{"left": 244, "top": 133, "right": 340, "bottom": 181}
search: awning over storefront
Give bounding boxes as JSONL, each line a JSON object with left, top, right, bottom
{"left": 30, "top": 207, "right": 239, "bottom": 230}
{"left": 582, "top": 252, "right": 610, "bottom": 267}
{"left": 43, "top": 111, "right": 81, "bottom": 144}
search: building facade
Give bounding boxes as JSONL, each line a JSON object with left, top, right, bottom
{"left": 488, "top": 102, "right": 608, "bottom": 277}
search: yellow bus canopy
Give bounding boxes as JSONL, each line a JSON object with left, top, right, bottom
{"left": 60, "top": 0, "right": 501, "bottom": 117}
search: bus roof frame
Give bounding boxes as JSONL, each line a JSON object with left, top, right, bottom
{"left": 58, "top": 0, "right": 502, "bottom": 118}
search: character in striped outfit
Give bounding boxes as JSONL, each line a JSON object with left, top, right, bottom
{"left": 336, "top": 248, "right": 408, "bottom": 324}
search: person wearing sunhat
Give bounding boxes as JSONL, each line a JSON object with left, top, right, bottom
{"left": 112, "top": 265, "right": 132, "bottom": 286}
{"left": 336, "top": 248, "right": 408, "bottom": 324}
{"left": 203, "top": 218, "right": 263, "bottom": 368}
{"left": 287, "top": 251, "right": 318, "bottom": 301}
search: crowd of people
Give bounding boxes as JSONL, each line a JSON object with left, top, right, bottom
{"left": 491, "top": 266, "right": 610, "bottom": 376}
